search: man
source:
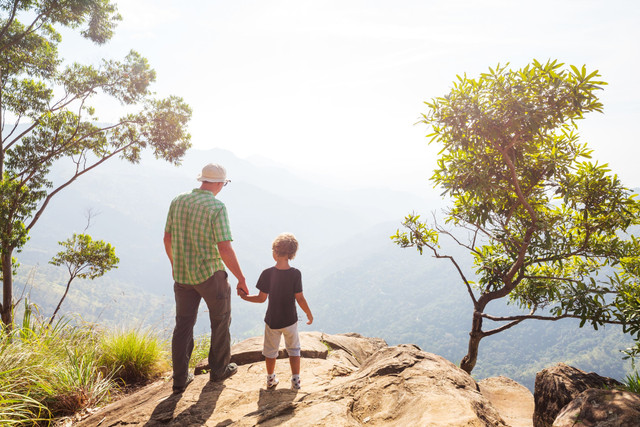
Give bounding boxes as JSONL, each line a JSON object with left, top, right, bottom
{"left": 164, "top": 163, "right": 249, "bottom": 394}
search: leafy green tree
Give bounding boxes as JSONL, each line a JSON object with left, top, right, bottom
{"left": 393, "top": 60, "right": 640, "bottom": 373}
{"left": 0, "top": 1, "right": 192, "bottom": 329}
{"left": 48, "top": 233, "right": 118, "bottom": 325}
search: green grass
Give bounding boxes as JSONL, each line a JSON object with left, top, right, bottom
{"left": 99, "top": 328, "right": 169, "bottom": 384}
{"left": 190, "top": 334, "right": 212, "bottom": 369}
{"left": 623, "top": 371, "right": 640, "bottom": 394}
{"left": 0, "top": 300, "right": 173, "bottom": 425}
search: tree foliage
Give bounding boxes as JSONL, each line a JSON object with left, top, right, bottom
{"left": 393, "top": 60, "right": 640, "bottom": 373}
{"left": 0, "top": 0, "right": 192, "bottom": 329}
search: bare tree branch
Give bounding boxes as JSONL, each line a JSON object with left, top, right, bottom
{"left": 424, "top": 243, "right": 478, "bottom": 305}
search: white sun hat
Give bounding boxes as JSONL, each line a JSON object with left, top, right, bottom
{"left": 197, "top": 163, "right": 230, "bottom": 183}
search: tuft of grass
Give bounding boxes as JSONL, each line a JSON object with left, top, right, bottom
{"left": 1, "top": 300, "right": 171, "bottom": 424}
{"left": 42, "top": 349, "right": 115, "bottom": 417}
{"left": 99, "top": 328, "right": 169, "bottom": 385}
{"left": 189, "top": 334, "right": 211, "bottom": 369}
{"left": 623, "top": 371, "right": 640, "bottom": 394}
{"left": 0, "top": 388, "right": 49, "bottom": 426}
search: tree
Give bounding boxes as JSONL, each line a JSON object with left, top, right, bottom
{"left": 48, "top": 233, "right": 118, "bottom": 325}
{"left": 1, "top": 1, "right": 192, "bottom": 329}
{"left": 393, "top": 60, "right": 640, "bottom": 373}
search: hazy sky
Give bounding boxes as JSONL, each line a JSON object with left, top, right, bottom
{"left": 58, "top": 0, "right": 640, "bottom": 194}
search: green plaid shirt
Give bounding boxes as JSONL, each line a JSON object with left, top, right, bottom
{"left": 164, "top": 189, "right": 232, "bottom": 285}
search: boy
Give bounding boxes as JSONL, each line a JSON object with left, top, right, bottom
{"left": 240, "top": 232, "right": 313, "bottom": 389}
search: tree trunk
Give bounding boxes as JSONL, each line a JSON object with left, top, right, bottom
{"left": 49, "top": 276, "right": 74, "bottom": 326}
{"left": 1, "top": 251, "right": 14, "bottom": 331}
{"left": 460, "top": 309, "right": 484, "bottom": 373}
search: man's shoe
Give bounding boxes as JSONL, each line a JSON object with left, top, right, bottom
{"left": 210, "top": 363, "right": 238, "bottom": 382}
{"left": 172, "top": 373, "right": 194, "bottom": 394}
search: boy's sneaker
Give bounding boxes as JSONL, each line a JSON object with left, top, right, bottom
{"left": 291, "top": 375, "right": 301, "bottom": 390}
{"left": 267, "top": 374, "right": 279, "bottom": 388}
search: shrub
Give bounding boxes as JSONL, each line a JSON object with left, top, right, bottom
{"left": 99, "top": 328, "right": 168, "bottom": 385}
{"left": 1, "top": 301, "right": 115, "bottom": 422}
{"left": 0, "top": 302, "right": 171, "bottom": 424}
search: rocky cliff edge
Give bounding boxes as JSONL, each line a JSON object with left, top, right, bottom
{"left": 75, "top": 332, "right": 534, "bottom": 426}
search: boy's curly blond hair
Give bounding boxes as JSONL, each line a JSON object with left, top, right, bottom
{"left": 272, "top": 233, "right": 298, "bottom": 260}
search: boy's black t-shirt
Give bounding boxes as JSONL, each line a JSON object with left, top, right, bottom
{"left": 256, "top": 266, "right": 302, "bottom": 329}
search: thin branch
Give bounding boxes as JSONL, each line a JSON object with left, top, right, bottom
{"left": 448, "top": 213, "right": 496, "bottom": 242}
{"left": 480, "top": 312, "right": 627, "bottom": 326}
{"left": 0, "top": 2, "right": 58, "bottom": 56}
{"left": 437, "top": 227, "right": 477, "bottom": 253}
{"left": 424, "top": 244, "right": 478, "bottom": 305}
{"left": 25, "top": 144, "right": 127, "bottom": 231}
{"left": 521, "top": 275, "right": 583, "bottom": 285}
{"left": 0, "top": 0, "right": 21, "bottom": 42}
{"left": 483, "top": 317, "right": 527, "bottom": 337}
{"left": 4, "top": 120, "right": 37, "bottom": 152}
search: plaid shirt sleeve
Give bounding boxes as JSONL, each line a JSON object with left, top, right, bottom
{"left": 212, "top": 204, "right": 233, "bottom": 243}
{"left": 164, "top": 202, "right": 174, "bottom": 233}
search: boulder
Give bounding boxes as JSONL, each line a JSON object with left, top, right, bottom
{"left": 341, "top": 344, "right": 508, "bottom": 426}
{"left": 553, "top": 388, "right": 640, "bottom": 427}
{"left": 319, "top": 331, "right": 387, "bottom": 366}
{"left": 479, "top": 376, "right": 535, "bottom": 427}
{"left": 533, "top": 363, "right": 623, "bottom": 427}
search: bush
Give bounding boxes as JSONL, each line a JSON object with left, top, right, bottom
{"left": 0, "top": 301, "right": 171, "bottom": 424}
{"left": 99, "top": 328, "right": 169, "bottom": 385}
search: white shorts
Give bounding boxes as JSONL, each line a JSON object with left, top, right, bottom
{"left": 262, "top": 322, "right": 301, "bottom": 359}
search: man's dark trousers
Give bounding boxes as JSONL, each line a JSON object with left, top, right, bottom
{"left": 172, "top": 270, "right": 231, "bottom": 387}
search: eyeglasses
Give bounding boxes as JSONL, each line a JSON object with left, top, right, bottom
{"left": 223, "top": 180, "right": 230, "bottom": 187}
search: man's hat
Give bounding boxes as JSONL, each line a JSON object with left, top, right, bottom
{"left": 197, "top": 163, "right": 230, "bottom": 183}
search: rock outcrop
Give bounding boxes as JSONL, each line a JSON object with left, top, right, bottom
{"left": 553, "top": 388, "right": 640, "bottom": 427}
{"left": 479, "top": 376, "right": 535, "bottom": 427}
{"left": 533, "top": 362, "right": 623, "bottom": 427}
{"left": 76, "top": 332, "right": 533, "bottom": 426}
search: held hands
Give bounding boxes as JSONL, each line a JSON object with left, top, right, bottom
{"left": 236, "top": 278, "right": 249, "bottom": 297}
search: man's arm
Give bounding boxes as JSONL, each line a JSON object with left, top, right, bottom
{"left": 295, "top": 292, "right": 313, "bottom": 325}
{"left": 164, "top": 232, "right": 174, "bottom": 279}
{"left": 164, "top": 232, "right": 173, "bottom": 266}
{"left": 217, "top": 240, "right": 249, "bottom": 295}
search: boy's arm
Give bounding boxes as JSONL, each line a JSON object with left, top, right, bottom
{"left": 240, "top": 291, "right": 268, "bottom": 303}
{"left": 295, "top": 292, "right": 313, "bottom": 324}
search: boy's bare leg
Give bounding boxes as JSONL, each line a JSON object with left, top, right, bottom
{"left": 289, "top": 355, "right": 300, "bottom": 375}
{"left": 266, "top": 357, "right": 277, "bottom": 375}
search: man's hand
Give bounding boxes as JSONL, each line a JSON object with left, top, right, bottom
{"left": 306, "top": 314, "right": 314, "bottom": 325}
{"left": 236, "top": 279, "right": 249, "bottom": 296}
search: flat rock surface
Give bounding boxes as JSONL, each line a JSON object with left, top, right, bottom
{"left": 196, "top": 331, "right": 333, "bottom": 373}
{"left": 76, "top": 332, "right": 531, "bottom": 426}
{"left": 479, "top": 376, "right": 534, "bottom": 427}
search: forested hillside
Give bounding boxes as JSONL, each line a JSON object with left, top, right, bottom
{"left": 14, "top": 148, "right": 635, "bottom": 391}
